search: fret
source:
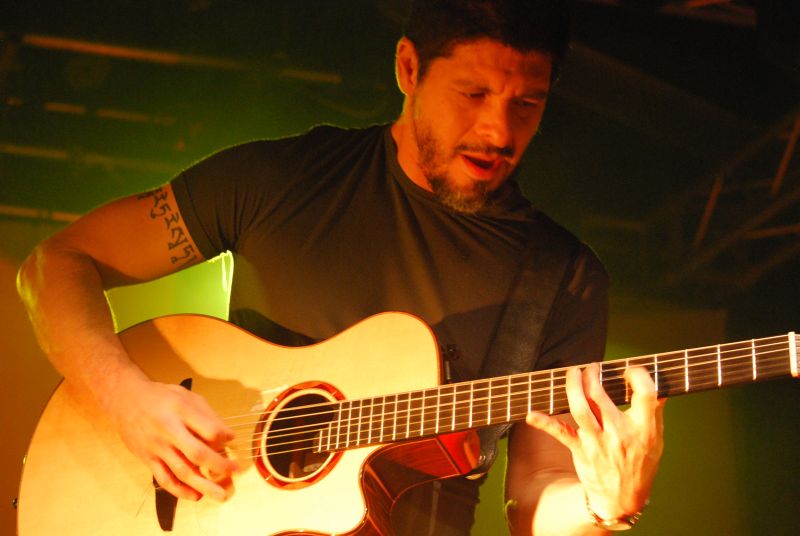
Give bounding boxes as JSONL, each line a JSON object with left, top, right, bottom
{"left": 684, "top": 350, "right": 689, "bottom": 392}
{"left": 421, "top": 389, "right": 438, "bottom": 437}
{"left": 486, "top": 380, "right": 492, "bottom": 425}
{"left": 439, "top": 384, "right": 455, "bottom": 433}
{"left": 720, "top": 341, "right": 755, "bottom": 387}
{"left": 435, "top": 386, "right": 440, "bottom": 434}
{"left": 389, "top": 394, "right": 398, "bottom": 441}
{"left": 395, "top": 393, "right": 409, "bottom": 440}
{"left": 790, "top": 332, "right": 798, "bottom": 377}
{"left": 419, "top": 389, "right": 426, "bottom": 437}
{"left": 507, "top": 376, "right": 512, "bottom": 422}
{"left": 550, "top": 368, "right": 570, "bottom": 415}
{"left": 380, "top": 395, "right": 394, "bottom": 444}
{"left": 548, "top": 369, "right": 554, "bottom": 414}
{"left": 753, "top": 336, "right": 793, "bottom": 380}
{"left": 378, "top": 395, "right": 385, "bottom": 443}
{"left": 325, "top": 421, "right": 333, "bottom": 452}
{"left": 407, "top": 391, "right": 423, "bottom": 439}
{"left": 472, "top": 380, "right": 491, "bottom": 428}
{"left": 654, "top": 351, "right": 683, "bottom": 397}
{"left": 654, "top": 353, "right": 659, "bottom": 394}
{"left": 625, "top": 359, "right": 630, "bottom": 403}
{"left": 716, "top": 345, "right": 722, "bottom": 387}
{"left": 599, "top": 360, "right": 626, "bottom": 405}
{"left": 527, "top": 373, "right": 533, "bottom": 414}
{"left": 468, "top": 382, "right": 474, "bottom": 428}
{"left": 489, "top": 378, "right": 510, "bottom": 425}
{"left": 353, "top": 400, "right": 364, "bottom": 447}
{"left": 337, "top": 400, "right": 346, "bottom": 449}
{"left": 509, "top": 375, "right": 530, "bottom": 421}
{"left": 355, "top": 399, "right": 364, "bottom": 446}
{"left": 751, "top": 339, "right": 757, "bottom": 380}
{"left": 333, "top": 403, "right": 342, "bottom": 450}
{"left": 686, "top": 345, "right": 718, "bottom": 391}
{"left": 453, "top": 383, "right": 472, "bottom": 431}
{"left": 346, "top": 400, "right": 357, "bottom": 448}
{"left": 361, "top": 398, "right": 375, "bottom": 445}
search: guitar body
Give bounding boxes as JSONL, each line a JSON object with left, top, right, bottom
{"left": 18, "top": 313, "right": 481, "bottom": 536}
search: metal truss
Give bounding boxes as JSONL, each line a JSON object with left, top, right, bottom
{"left": 587, "top": 106, "right": 800, "bottom": 297}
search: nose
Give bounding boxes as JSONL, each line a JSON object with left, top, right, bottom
{"left": 474, "top": 100, "right": 513, "bottom": 151}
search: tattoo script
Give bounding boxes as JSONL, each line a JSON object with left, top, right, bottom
{"left": 137, "top": 187, "right": 199, "bottom": 268}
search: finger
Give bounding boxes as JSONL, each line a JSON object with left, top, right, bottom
{"left": 564, "top": 366, "right": 601, "bottom": 433}
{"left": 161, "top": 445, "right": 232, "bottom": 502}
{"left": 170, "top": 426, "right": 238, "bottom": 487}
{"left": 150, "top": 458, "right": 201, "bottom": 501}
{"left": 580, "top": 362, "right": 621, "bottom": 431}
{"left": 525, "top": 411, "right": 580, "bottom": 451}
{"left": 625, "top": 366, "right": 659, "bottom": 426}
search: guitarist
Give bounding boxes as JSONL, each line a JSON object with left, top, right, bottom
{"left": 17, "top": 1, "right": 664, "bottom": 534}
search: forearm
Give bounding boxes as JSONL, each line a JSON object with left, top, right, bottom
{"left": 17, "top": 239, "right": 148, "bottom": 414}
{"left": 507, "top": 470, "right": 607, "bottom": 536}
{"left": 527, "top": 476, "right": 607, "bottom": 536}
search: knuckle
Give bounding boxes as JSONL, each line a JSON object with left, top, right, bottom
{"left": 185, "top": 444, "right": 208, "bottom": 465}
{"left": 172, "top": 463, "right": 197, "bottom": 482}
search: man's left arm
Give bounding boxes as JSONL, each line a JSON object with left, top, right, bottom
{"left": 503, "top": 244, "right": 664, "bottom": 535}
{"left": 505, "top": 369, "right": 664, "bottom": 535}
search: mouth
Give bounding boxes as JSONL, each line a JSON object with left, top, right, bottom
{"left": 461, "top": 153, "right": 502, "bottom": 178}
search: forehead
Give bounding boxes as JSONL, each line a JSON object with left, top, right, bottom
{"left": 434, "top": 38, "right": 552, "bottom": 85}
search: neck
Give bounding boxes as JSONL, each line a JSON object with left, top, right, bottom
{"left": 317, "top": 332, "right": 798, "bottom": 452}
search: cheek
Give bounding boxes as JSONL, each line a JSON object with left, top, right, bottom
{"left": 514, "top": 117, "right": 543, "bottom": 151}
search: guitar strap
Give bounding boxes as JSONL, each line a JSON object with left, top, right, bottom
{"left": 471, "top": 217, "right": 577, "bottom": 474}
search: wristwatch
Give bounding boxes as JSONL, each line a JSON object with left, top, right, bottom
{"left": 585, "top": 497, "right": 648, "bottom": 531}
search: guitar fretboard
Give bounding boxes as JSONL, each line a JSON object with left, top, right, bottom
{"left": 317, "top": 333, "right": 798, "bottom": 452}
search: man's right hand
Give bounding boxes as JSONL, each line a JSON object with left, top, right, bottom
{"left": 109, "top": 376, "right": 240, "bottom": 501}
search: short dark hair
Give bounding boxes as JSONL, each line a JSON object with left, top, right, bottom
{"left": 403, "top": 0, "right": 571, "bottom": 82}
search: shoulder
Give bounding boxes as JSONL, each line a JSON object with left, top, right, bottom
{"left": 184, "top": 124, "right": 386, "bottom": 177}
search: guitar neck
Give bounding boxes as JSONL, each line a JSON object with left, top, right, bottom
{"left": 321, "top": 332, "right": 798, "bottom": 451}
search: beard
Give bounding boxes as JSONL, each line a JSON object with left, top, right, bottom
{"left": 412, "top": 117, "right": 501, "bottom": 215}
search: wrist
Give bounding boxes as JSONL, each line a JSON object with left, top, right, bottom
{"left": 585, "top": 495, "right": 648, "bottom": 531}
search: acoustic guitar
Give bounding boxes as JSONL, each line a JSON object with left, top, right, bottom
{"left": 16, "top": 312, "right": 798, "bottom": 535}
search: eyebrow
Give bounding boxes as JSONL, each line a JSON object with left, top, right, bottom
{"left": 452, "top": 80, "right": 549, "bottom": 99}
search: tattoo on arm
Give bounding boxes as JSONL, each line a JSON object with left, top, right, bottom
{"left": 137, "top": 187, "right": 199, "bottom": 268}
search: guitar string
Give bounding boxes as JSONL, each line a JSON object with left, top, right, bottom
{"left": 219, "top": 340, "right": 791, "bottom": 431}
{"left": 219, "top": 356, "right": 791, "bottom": 459}
{"left": 226, "top": 360, "right": 794, "bottom": 460}
{"left": 228, "top": 360, "right": 792, "bottom": 458}
{"left": 220, "top": 345, "right": 792, "bottom": 451}
{"left": 224, "top": 348, "right": 790, "bottom": 447}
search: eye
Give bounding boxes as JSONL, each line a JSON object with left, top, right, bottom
{"left": 461, "top": 91, "right": 486, "bottom": 101}
{"left": 516, "top": 98, "right": 540, "bottom": 109}
{"left": 513, "top": 99, "right": 541, "bottom": 119}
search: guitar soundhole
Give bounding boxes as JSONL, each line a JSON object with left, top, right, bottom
{"left": 255, "top": 385, "right": 341, "bottom": 488}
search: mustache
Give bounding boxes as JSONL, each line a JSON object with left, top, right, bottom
{"left": 454, "top": 143, "right": 514, "bottom": 158}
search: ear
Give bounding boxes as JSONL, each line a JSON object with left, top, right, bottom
{"left": 395, "top": 37, "right": 420, "bottom": 96}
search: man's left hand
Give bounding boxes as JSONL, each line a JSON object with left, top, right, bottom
{"left": 525, "top": 363, "right": 665, "bottom": 520}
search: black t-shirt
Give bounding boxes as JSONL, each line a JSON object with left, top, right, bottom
{"left": 171, "top": 123, "right": 609, "bottom": 534}
{"left": 172, "top": 124, "right": 607, "bottom": 380}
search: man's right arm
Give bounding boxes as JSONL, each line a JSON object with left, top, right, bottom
{"left": 16, "top": 184, "right": 238, "bottom": 502}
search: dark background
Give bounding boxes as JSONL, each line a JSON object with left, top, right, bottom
{"left": 1, "top": 1, "right": 798, "bottom": 534}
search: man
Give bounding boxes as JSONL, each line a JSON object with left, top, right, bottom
{"left": 17, "top": 1, "right": 663, "bottom": 534}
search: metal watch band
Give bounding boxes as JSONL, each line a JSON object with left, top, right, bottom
{"left": 585, "top": 496, "right": 648, "bottom": 531}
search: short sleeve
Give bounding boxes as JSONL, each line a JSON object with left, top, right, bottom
{"left": 170, "top": 140, "right": 286, "bottom": 259}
